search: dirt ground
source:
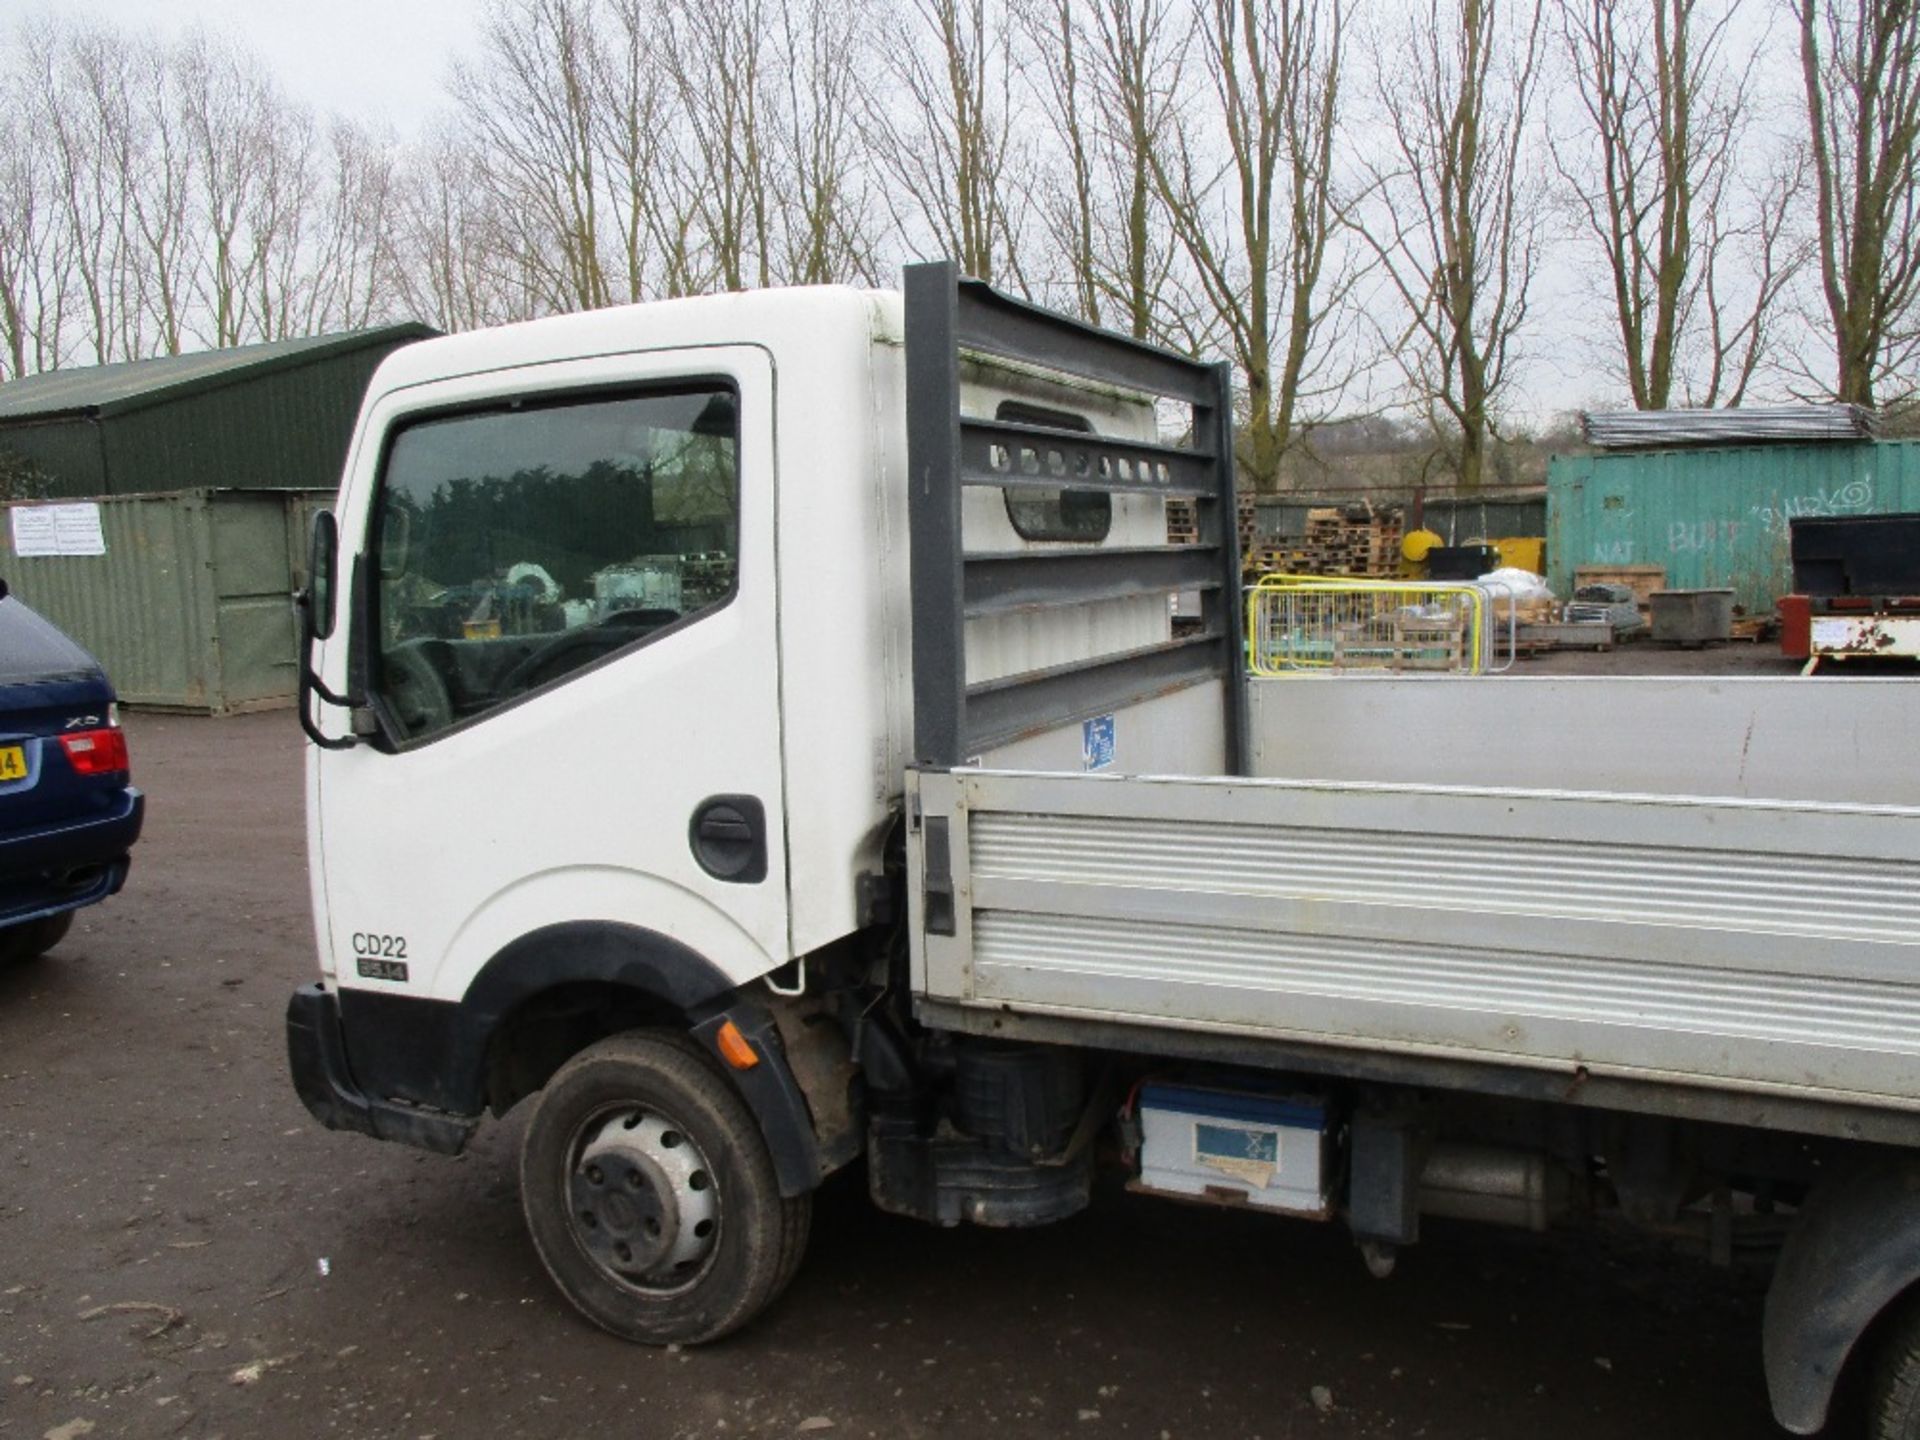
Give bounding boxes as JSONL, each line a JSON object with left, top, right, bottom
{"left": 1518, "top": 635, "right": 1805, "bottom": 676}
{"left": 0, "top": 712, "right": 1787, "bottom": 1440}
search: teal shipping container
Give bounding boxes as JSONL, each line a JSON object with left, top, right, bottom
{"left": 1548, "top": 441, "right": 1920, "bottom": 613}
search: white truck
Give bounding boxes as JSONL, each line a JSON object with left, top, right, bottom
{"left": 288, "top": 264, "right": 1920, "bottom": 1438}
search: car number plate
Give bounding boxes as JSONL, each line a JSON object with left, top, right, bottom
{"left": 0, "top": 746, "right": 25, "bottom": 782}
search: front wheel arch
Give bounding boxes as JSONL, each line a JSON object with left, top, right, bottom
{"left": 448, "top": 919, "right": 740, "bottom": 1113}
{"left": 458, "top": 924, "right": 835, "bottom": 1197}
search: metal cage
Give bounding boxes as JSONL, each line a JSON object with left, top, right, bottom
{"left": 1246, "top": 574, "right": 1515, "bottom": 676}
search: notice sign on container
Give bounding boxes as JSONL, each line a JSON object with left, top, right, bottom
{"left": 10, "top": 502, "right": 106, "bottom": 558}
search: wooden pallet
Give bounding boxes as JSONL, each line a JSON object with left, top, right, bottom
{"left": 1250, "top": 505, "right": 1405, "bottom": 578}
{"left": 1163, "top": 494, "right": 1254, "bottom": 550}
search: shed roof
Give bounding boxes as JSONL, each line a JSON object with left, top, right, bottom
{"left": 0, "top": 323, "right": 438, "bottom": 424}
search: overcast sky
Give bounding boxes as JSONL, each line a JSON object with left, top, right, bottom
{"left": 15, "top": 0, "right": 1821, "bottom": 420}
{"left": 23, "top": 0, "right": 478, "bottom": 138}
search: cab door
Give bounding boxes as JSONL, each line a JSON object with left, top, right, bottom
{"left": 309, "top": 346, "right": 787, "bottom": 1006}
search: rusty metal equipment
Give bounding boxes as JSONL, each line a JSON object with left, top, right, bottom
{"left": 1784, "top": 513, "right": 1920, "bottom": 672}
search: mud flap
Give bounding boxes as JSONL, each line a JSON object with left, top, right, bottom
{"left": 1764, "top": 1159, "right": 1920, "bottom": 1434}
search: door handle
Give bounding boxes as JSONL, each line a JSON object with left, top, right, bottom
{"left": 690, "top": 796, "right": 767, "bottom": 883}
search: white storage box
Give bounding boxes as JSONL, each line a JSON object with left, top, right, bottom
{"left": 1137, "top": 1082, "right": 1330, "bottom": 1215}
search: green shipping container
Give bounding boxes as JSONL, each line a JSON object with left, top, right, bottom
{"left": 1548, "top": 441, "right": 1920, "bottom": 614}
{"left": 0, "top": 488, "right": 332, "bottom": 714}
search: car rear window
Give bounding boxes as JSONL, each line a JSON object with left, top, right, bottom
{"left": 0, "top": 594, "right": 100, "bottom": 685}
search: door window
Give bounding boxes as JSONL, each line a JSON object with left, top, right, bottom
{"left": 369, "top": 385, "right": 739, "bottom": 744}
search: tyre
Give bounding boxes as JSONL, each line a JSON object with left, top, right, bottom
{"left": 519, "top": 1030, "right": 811, "bottom": 1345}
{"left": 1872, "top": 1293, "right": 1920, "bottom": 1440}
{"left": 0, "top": 912, "right": 73, "bottom": 965}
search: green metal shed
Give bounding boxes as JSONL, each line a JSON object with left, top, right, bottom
{"left": 1547, "top": 440, "right": 1920, "bottom": 613}
{"left": 0, "top": 488, "right": 332, "bottom": 714}
{"left": 0, "top": 324, "right": 435, "bottom": 500}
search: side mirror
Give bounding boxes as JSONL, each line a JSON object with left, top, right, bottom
{"left": 302, "top": 510, "right": 339, "bottom": 642}
{"left": 296, "top": 510, "right": 357, "bottom": 751}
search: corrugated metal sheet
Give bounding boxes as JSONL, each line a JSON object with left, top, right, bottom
{"left": 915, "top": 764, "right": 1920, "bottom": 1111}
{"left": 0, "top": 417, "right": 108, "bottom": 495}
{"left": 0, "top": 488, "right": 330, "bottom": 713}
{"left": 1547, "top": 440, "right": 1920, "bottom": 612}
{"left": 0, "top": 325, "right": 434, "bottom": 420}
{"left": 1583, "top": 404, "right": 1878, "bottom": 448}
{"left": 0, "top": 325, "right": 430, "bottom": 499}
{"left": 92, "top": 350, "right": 383, "bottom": 497}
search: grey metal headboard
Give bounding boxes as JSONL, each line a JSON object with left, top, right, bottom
{"left": 903, "top": 260, "right": 1247, "bottom": 774}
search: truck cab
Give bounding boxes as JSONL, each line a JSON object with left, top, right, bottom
{"left": 289, "top": 266, "right": 1238, "bottom": 1342}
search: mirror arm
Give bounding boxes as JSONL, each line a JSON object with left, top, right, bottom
{"left": 298, "top": 652, "right": 360, "bottom": 752}
{"left": 295, "top": 664, "right": 357, "bottom": 756}
{"left": 309, "top": 669, "right": 356, "bottom": 709}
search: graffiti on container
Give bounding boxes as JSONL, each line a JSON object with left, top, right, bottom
{"left": 1589, "top": 540, "right": 1636, "bottom": 563}
{"left": 1669, "top": 519, "right": 1745, "bottom": 553}
{"left": 1750, "top": 479, "right": 1874, "bottom": 535}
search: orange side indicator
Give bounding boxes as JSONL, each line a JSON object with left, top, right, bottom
{"left": 715, "top": 1019, "right": 760, "bottom": 1071}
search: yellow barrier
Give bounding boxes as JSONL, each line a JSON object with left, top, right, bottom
{"left": 1246, "top": 574, "right": 1510, "bottom": 676}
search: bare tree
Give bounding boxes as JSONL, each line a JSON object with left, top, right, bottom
{"left": 1364, "top": 0, "right": 1547, "bottom": 490}
{"left": 394, "top": 128, "right": 543, "bottom": 331}
{"left": 867, "top": 0, "right": 1031, "bottom": 289}
{"left": 1693, "top": 149, "right": 1805, "bottom": 405}
{"left": 250, "top": 106, "right": 326, "bottom": 340}
{"left": 123, "top": 41, "right": 200, "bottom": 355}
{"left": 34, "top": 24, "right": 146, "bottom": 363}
{"left": 770, "top": 0, "right": 881, "bottom": 285}
{"left": 0, "top": 105, "right": 73, "bottom": 378}
{"left": 177, "top": 32, "right": 313, "bottom": 348}
{"left": 594, "top": 0, "right": 695, "bottom": 298}
{"left": 1555, "top": 0, "right": 1801, "bottom": 407}
{"left": 656, "top": 0, "right": 775, "bottom": 292}
{"left": 1795, "top": 0, "right": 1920, "bottom": 408}
{"left": 452, "top": 0, "right": 610, "bottom": 313}
{"left": 2, "top": 15, "right": 440, "bottom": 371}
{"left": 296, "top": 122, "right": 399, "bottom": 334}
{"left": 1152, "top": 0, "right": 1358, "bottom": 488}
{"left": 1019, "top": 0, "right": 1185, "bottom": 339}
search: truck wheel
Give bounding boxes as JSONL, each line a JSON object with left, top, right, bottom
{"left": 1872, "top": 1294, "right": 1920, "bottom": 1439}
{"left": 0, "top": 912, "right": 72, "bottom": 965}
{"left": 519, "top": 1031, "right": 809, "bottom": 1346}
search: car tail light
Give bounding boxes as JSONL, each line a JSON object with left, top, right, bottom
{"left": 60, "top": 727, "right": 130, "bottom": 777}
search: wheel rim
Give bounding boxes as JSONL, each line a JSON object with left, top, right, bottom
{"left": 565, "top": 1105, "right": 720, "bottom": 1293}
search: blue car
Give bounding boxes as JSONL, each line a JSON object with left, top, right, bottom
{"left": 0, "top": 579, "right": 143, "bottom": 964}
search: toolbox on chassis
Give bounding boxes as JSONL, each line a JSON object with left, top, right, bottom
{"left": 292, "top": 263, "right": 1920, "bottom": 1438}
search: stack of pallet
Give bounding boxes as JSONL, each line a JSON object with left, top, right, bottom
{"left": 1166, "top": 498, "right": 1197, "bottom": 545}
{"left": 1246, "top": 504, "right": 1404, "bottom": 578}
{"left": 1164, "top": 492, "right": 1256, "bottom": 552}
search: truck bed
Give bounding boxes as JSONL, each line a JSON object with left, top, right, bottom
{"left": 909, "top": 676, "right": 1920, "bottom": 1140}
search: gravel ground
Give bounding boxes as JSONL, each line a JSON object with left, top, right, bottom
{"left": 0, "top": 711, "right": 1785, "bottom": 1440}
{"left": 1518, "top": 639, "right": 1803, "bottom": 676}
